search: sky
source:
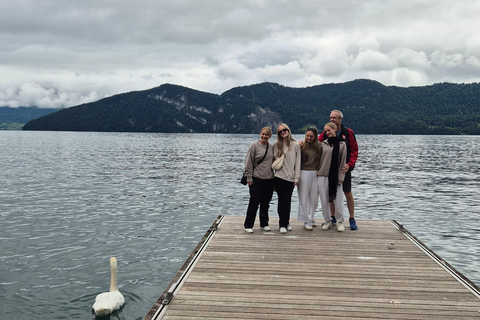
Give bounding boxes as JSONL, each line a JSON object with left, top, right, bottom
{"left": 1, "top": 0, "right": 480, "bottom": 109}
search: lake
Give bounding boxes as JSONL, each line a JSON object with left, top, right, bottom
{"left": 0, "top": 131, "right": 479, "bottom": 320}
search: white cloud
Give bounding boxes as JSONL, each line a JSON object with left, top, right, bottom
{"left": 0, "top": 81, "right": 101, "bottom": 109}
{"left": 389, "top": 68, "right": 429, "bottom": 87}
{"left": 260, "top": 60, "right": 306, "bottom": 81}
{"left": 1, "top": 0, "right": 480, "bottom": 108}
{"left": 431, "top": 51, "right": 465, "bottom": 68}
{"left": 389, "top": 48, "right": 430, "bottom": 69}
{"left": 218, "top": 60, "right": 248, "bottom": 79}
{"left": 352, "top": 50, "right": 396, "bottom": 71}
{"left": 466, "top": 56, "right": 480, "bottom": 67}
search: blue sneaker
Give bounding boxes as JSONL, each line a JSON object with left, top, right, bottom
{"left": 331, "top": 216, "right": 337, "bottom": 227}
{"left": 349, "top": 218, "right": 358, "bottom": 230}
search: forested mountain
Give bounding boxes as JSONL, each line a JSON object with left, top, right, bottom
{"left": 22, "top": 79, "right": 480, "bottom": 134}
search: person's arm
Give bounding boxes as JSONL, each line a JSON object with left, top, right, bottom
{"left": 318, "top": 131, "right": 326, "bottom": 142}
{"left": 338, "top": 142, "right": 347, "bottom": 183}
{"left": 347, "top": 129, "right": 358, "bottom": 169}
{"left": 244, "top": 143, "right": 256, "bottom": 183}
{"left": 293, "top": 143, "right": 302, "bottom": 185}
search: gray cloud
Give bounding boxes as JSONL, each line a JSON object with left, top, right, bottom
{"left": 1, "top": 0, "right": 479, "bottom": 108}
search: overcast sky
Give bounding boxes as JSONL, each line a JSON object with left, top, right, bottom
{"left": 1, "top": 0, "right": 479, "bottom": 108}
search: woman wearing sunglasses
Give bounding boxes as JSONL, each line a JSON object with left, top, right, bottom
{"left": 272, "top": 123, "right": 301, "bottom": 234}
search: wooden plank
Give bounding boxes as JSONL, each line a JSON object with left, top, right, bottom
{"left": 145, "top": 216, "right": 480, "bottom": 320}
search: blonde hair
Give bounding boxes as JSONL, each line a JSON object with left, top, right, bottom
{"left": 275, "top": 123, "right": 296, "bottom": 157}
{"left": 260, "top": 126, "right": 272, "bottom": 137}
{"left": 325, "top": 122, "right": 336, "bottom": 131}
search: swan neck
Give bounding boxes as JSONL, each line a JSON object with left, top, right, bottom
{"left": 109, "top": 260, "right": 118, "bottom": 292}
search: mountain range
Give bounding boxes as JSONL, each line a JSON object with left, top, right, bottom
{"left": 1, "top": 107, "right": 58, "bottom": 130}
{"left": 16, "top": 79, "right": 480, "bottom": 134}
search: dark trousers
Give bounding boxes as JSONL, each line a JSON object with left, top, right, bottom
{"left": 274, "top": 177, "right": 295, "bottom": 228}
{"left": 244, "top": 177, "right": 274, "bottom": 228}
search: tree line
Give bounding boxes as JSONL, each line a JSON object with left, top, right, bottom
{"left": 19, "top": 79, "right": 480, "bottom": 135}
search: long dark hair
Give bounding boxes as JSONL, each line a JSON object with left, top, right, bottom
{"left": 301, "top": 127, "right": 320, "bottom": 163}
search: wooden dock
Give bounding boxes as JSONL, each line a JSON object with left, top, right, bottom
{"left": 144, "top": 216, "right": 480, "bottom": 320}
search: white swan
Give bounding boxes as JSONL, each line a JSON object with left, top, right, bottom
{"left": 92, "top": 257, "right": 125, "bottom": 316}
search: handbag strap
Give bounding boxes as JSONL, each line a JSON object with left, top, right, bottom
{"left": 255, "top": 143, "right": 269, "bottom": 167}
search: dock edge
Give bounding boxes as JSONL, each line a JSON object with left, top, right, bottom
{"left": 389, "top": 219, "right": 480, "bottom": 299}
{"left": 143, "top": 215, "right": 225, "bottom": 320}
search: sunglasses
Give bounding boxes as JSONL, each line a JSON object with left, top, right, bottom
{"left": 278, "top": 128, "right": 289, "bottom": 134}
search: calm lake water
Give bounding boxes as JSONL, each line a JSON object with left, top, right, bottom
{"left": 0, "top": 131, "right": 479, "bottom": 320}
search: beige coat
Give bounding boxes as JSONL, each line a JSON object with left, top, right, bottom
{"left": 317, "top": 140, "right": 347, "bottom": 184}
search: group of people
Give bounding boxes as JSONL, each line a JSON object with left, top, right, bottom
{"left": 243, "top": 110, "right": 358, "bottom": 234}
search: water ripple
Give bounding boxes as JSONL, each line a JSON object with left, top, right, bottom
{"left": 0, "top": 132, "right": 479, "bottom": 320}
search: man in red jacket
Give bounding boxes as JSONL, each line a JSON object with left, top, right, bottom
{"left": 319, "top": 110, "right": 359, "bottom": 230}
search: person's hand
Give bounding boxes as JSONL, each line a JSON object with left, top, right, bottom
{"left": 294, "top": 182, "right": 298, "bottom": 186}
{"left": 341, "top": 164, "right": 350, "bottom": 173}
{"left": 298, "top": 140, "right": 304, "bottom": 146}
{"left": 248, "top": 181, "right": 253, "bottom": 186}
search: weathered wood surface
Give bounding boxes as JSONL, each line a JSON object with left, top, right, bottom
{"left": 146, "top": 216, "right": 480, "bottom": 319}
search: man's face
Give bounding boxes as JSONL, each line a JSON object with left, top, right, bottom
{"left": 329, "top": 112, "right": 342, "bottom": 129}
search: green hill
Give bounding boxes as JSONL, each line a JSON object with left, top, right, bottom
{"left": 22, "top": 80, "right": 480, "bottom": 134}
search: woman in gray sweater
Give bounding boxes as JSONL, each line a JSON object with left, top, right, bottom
{"left": 243, "top": 127, "right": 275, "bottom": 233}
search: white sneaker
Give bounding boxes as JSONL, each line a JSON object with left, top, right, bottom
{"left": 321, "top": 221, "right": 332, "bottom": 230}
{"left": 287, "top": 224, "right": 292, "bottom": 231}
{"left": 261, "top": 226, "right": 272, "bottom": 231}
{"left": 245, "top": 228, "right": 254, "bottom": 233}
{"left": 279, "top": 227, "right": 287, "bottom": 234}
{"left": 311, "top": 220, "right": 317, "bottom": 227}
{"left": 337, "top": 222, "right": 345, "bottom": 232}
{"left": 304, "top": 222, "right": 313, "bottom": 231}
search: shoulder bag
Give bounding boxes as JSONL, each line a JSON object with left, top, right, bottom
{"left": 271, "top": 153, "right": 285, "bottom": 170}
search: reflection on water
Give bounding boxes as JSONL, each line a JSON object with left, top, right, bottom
{"left": 0, "top": 131, "right": 479, "bottom": 320}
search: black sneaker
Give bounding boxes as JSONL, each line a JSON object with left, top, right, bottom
{"left": 331, "top": 216, "right": 337, "bottom": 227}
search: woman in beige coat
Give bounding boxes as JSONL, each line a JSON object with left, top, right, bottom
{"left": 317, "top": 122, "right": 347, "bottom": 232}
